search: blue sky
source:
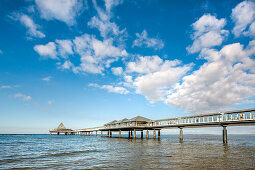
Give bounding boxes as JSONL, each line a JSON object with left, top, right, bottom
{"left": 0, "top": 0, "right": 255, "bottom": 134}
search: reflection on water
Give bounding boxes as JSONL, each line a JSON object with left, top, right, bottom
{"left": 0, "top": 134, "right": 254, "bottom": 169}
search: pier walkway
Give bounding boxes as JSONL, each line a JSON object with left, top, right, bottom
{"left": 50, "top": 108, "right": 255, "bottom": 143}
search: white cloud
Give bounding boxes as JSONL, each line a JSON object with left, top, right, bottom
{"left": 231, "top": 1, "right": 255, "bottom": 37}
{"left": 1, "top": 85, "right": 11, "bottom": 89}
{"left": 126, "top": 55, "right": 181, "bottom": 74}
{"left": 89, "top": 83, "right": 129, "bottom": 94}
{"left": 72, "top": 34, "right": 127, "bottom": 74}
{"left": 187, "top": 14, "right": 228, "bottom": 53}
{"left": 34, "top": 42, "right": 58, "bottom": 60}
{"left": 125, "top": 55, "right": 191, "bottom": 103}
{"left": 56, "top": 39, "right": 73, "bottom": 58}
{"left": 105, "top": 0, "right": 123, "bottom": 14}
{"left": 48, "top": 100, "right": 54, "bottom": 105}
{"left": 166, "top": 40, "right": 255, "bottom": 113}
{"left": 19, "top": 14, "right": 45, "bottom": 38}
{"left": 88, "top": 0, "right": 126, "bottom": 39}
{"left": 15, "top": 93, "right": 32, "bottom": 101}
{"left": 111, "top": 67, "right": 123, "bottom": 75}
{"left": 42, "top": 76, "right": 51, "bottom": 81}
{"left": 35, "top": 0, "right": 82, "bottom": 26}
{"left": 133, "top": 30, "right": 164, "bottom": 50}
{"left": 62, "top": 60, "right": 73, "bottom": 69}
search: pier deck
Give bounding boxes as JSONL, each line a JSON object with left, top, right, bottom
{"left": 51, "top": 108, "right": 255, "bottom": 143}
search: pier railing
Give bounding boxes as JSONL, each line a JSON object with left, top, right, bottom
{"left": 101, "top": 109, "right": 255, "bottom": 130}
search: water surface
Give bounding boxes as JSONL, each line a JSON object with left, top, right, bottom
{"left": 0, "top": 134, "right": 254, "bottom": 169}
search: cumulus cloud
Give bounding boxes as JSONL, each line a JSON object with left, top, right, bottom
{"left": 166, "top": 40, "right": 255, "bottom": 113}
{"left": 231, "top": 1, "right": 255, "bottom": 37}
{"left": 111, "top": 67, "right": 123, "bottom": 75}
{"left": 89, "top": 83, "right": 129, "bottom": 94}
{"left": 56, "top": 39, "right": 73, "bottom": 58}
{"left": 15, "top": 93, "right": 32, "bottom": 101}
{"left": 42, "top": 76, "right": 51, "bottom": 81}
{"left": 125, "top": 55, "right": 191, "bottom": 103}
{"left": 133, "top": 30, "right": 164, "bottom": 50}
{"left": 35, "top": 0, "right": 83, "bottom": 25}
{"left": 72, "top": 34, "right": 127, "bottom": 74}
{"left": 187, "top": 14, "right": 228, "bottom": 53}
{"left": 34, "top": 42, "right": 58, "bottom": 60}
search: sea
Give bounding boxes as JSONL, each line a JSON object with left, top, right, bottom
{"left": 0, "top": 134, "right": 255, "bottom": 169}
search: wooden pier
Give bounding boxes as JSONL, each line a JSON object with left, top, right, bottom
{"left": 50, "top": 108, "right": 255, "bottom": 143}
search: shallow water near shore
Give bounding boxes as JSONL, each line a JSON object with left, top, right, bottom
{"left": 0, "top": 134, "right": 255, "bottom": 169}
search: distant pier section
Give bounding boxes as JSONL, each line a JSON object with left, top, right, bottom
{"left": 50, "top": 108, "right": 255, "bottom": 143}
{"left": 49, "top": 123, "right": 75, "bottom": 135}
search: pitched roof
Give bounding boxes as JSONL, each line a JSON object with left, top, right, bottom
{"left": 129, "top": 116, "right": 151, "bottom": 122}
{"left": 57, "top": 123, "right": 66, "bottom": 130}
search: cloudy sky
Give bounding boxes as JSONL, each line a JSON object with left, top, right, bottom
{"left": 0, "top": 0, "right": 255, "bottom": 134}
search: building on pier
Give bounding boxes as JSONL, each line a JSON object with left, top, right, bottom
{"left": 104, "top": 116, "right": 152, "bottom": 128}
{"left": 49, "top": 123, "right": 75, "bottom": 135}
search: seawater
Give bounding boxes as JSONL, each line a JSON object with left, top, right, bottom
{"left": 0, "top": 134, "right": 255, "bottom": 169}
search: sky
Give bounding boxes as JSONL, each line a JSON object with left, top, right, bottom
{"left": 0, "top": 0, "right": 255, "bottom": 134}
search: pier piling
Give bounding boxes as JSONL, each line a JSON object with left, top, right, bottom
{"left": 153, "top": 130, "right": 156, "bottom": 139}
{"left": 179, "top": 128, "right": 183, "bottom": 142}
{"left": 146, "top": 130, "right": 149, "bottom": 139}
{"left": 158, "top": 130, "right": 160, "bottom": 139}
{"left": 134, "top": 129, "right": 136, "bottom": 139}
{"left": 119, "top": 130, "right": 121, "bottom": 138}
{"left": 223, "top": 126, "right": 227, "bottom": 144}
{"left": 141, "top": 131, "right": 143, "bottom": 139}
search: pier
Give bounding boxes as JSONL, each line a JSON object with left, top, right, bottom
{"left": 50, "top": 108, "right": 255, "bottom": 143}
{"left": 49, "top": 123, "right": 75, "bottom": 135}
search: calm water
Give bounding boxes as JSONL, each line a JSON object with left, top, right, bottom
{"left": 0, "top": 134, "right": 255, "bottom": 169}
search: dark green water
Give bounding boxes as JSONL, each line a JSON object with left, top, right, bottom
{"left": 0, "top": 134, "right": 254, "bottom": 169}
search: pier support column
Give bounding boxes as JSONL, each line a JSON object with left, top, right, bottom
{"left": 146, "top": 130, "right": 149, "bottom": 139}
{"left": 91, "top": 132, "right": 92, "bottom": 136}
{"left": 141, "top": 131, "right": 143, "bottom": 139}
{"left": 223, "top": 126, "right": 227, "bottom": 144}
{"left": 109, "top": 131, "right": 112, "bottom": 137}
{"left": 158, "top": 130, "right": 160, "bottom": 139}
{"left": 57, "top": 132, "right": 60, "bottom": 135}
{"left": 119, "top": 130, "right": 121, "bottom": 138}
{"left": 96, "top": 131, "right": 97, "bottom": 136}
{"left": 179, "top": 128, "right": 183, "bottom": 142}
{"left": 153, "top": 130, "right": 156, "bottom": 139}
{"left": 128, "top": 131, "right": 131, "bottom": 138}
{"left": 101, "top": 131, "right": 102, "bottom": 137}
{"left": 134, "top": 129, "right": 136, "bottom": 139}
{"left": 131, "top": 130, "right": 133, "bottom": 139}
